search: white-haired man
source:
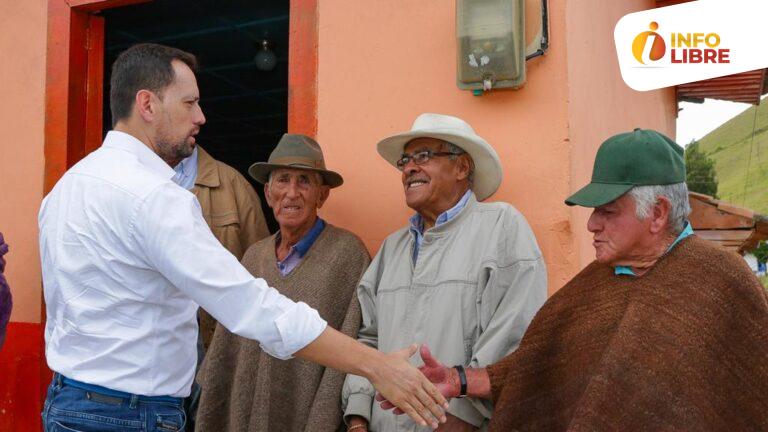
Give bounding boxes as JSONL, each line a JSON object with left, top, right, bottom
{"left": 343, "top": 113, "right": 548, "bottom": 432}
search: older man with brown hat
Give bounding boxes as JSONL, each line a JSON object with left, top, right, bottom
{"left": 387, "top": 128, "right": 768, "bottom": 431}
{"left": 343, "top": 113, "right": 548, "bottom": 432}
{"left": 196, "top": 134, "right": 371, "bottom": 432}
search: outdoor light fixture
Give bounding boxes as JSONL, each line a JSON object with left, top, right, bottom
{"left": 254, "top": 39, "right": 277, "bottom": 72}
{"left": 457, "top": 0, "right": 526, "bottom": 94}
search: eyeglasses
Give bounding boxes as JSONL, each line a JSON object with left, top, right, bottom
{"left": 395, "top": 149, "right": 462, "bottom": 170}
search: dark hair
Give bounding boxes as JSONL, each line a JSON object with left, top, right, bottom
{"left": 109, "top": 43, "right": 198, "bottom": 126}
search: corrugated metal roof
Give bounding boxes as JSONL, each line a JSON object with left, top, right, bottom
{"left": 655, "top": 0, "right": 767, "bottom": 105}
{"left": 677, "top": 69, "right": 767, "bottom": 105}
{"left": 688, "top": 192, "right": 768, "bottom": 253}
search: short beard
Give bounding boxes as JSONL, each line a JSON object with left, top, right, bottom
{"left": 155, "top": 128, "right": 193, "bottom": 167}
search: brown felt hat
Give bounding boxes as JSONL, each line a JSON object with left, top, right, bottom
{"left": 248, "top": 134, "right": 343, "bottom": 188}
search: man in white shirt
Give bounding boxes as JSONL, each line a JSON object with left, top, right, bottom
{"left": 39, "top": 43, "right": 446, "bottom": 432}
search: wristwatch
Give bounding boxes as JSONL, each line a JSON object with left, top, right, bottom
{"left": 453, "top": 365, "right": 468, "bottom": 398}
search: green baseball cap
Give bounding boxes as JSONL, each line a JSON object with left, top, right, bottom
{"left": 565, "top": 128, "right": 685, "bottom": 207}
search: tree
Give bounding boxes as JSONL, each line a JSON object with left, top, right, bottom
{"left": 753, "top": 240, "right": 768, "bottom": 266}
{"left": 685, "top": 140, "right": 719, "bottom": 198}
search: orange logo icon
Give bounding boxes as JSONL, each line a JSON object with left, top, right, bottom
{"left": 632, "top": 22, "right": 666, "bottom": 64}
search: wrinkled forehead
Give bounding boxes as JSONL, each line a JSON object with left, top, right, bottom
{"left": 595, "top": 193, "right": 635, "bottom": 212}
{"left": 403, "top": 137, "right": 452, "bottom": 153}
{"left": 270, "top": 167, "right": 323, "bottom": 183}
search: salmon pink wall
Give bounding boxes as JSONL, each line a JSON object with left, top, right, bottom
{"left": 315, "top": 0, "right": 676, "bottom": 293}
{"left": 565, "top": 0, "right": 677, "bottom": 269}
{"left": 0, "top": 0, "right": 47, "bottom": 323}
{"left": 0, "top": 3, "right": 48, "bottom": 426}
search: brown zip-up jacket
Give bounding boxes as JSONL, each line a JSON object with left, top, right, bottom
{"left": 193, "top": 146, "right": 270, "bottom": 349}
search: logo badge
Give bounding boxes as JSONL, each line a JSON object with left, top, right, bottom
{"left": 614, "top": 0, "right": 768, "bottom": 91}
{"left": 632, "top": 22, "right": 666, "bottom": 65}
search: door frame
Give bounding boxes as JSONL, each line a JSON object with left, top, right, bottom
{"left": 45, "top": 0, "right": 318, "bottom": 192}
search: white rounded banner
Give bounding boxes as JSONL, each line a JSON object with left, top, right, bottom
{"left": 614, "top": 0, "right": 768, "bottom": 91}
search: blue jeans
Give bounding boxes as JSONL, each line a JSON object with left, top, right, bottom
{"left": 42, "top": 373, "right": 186, "bottom": 432}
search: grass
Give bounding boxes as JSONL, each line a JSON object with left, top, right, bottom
{"left": 761, "top": 275, "right": 768, "bottom": 291}
{"left": 696, "top": 101, "right": 768, "bottom": 215}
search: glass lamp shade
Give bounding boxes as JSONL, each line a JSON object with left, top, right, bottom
{"left": 255, "top": 40, "right": 277, "bottom": 72}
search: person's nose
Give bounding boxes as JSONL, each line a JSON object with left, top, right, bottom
{"left": 587, "top": 210, "right": 601, "bottom": 233}
{"left": 402, "top": 161, "right": 421, "bottom": 179}
{"left": 195, "top": 105, "right": 206, "bottom": 126}
{"left": 286, "top": 179, "right": 300, "bottom": 198}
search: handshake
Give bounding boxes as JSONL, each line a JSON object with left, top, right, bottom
{"left": 377, "top": 345, "right": 461, "bottom": 411}
{"left": 359, "top": 344, "right": 451, "bottom": 429}
{"left": 369, "top": 345, "right": 492, "bottom": 429}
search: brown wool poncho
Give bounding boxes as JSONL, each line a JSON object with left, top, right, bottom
{"left": 196, "top": 224, "right": 370, "bottom": 432}
{"left": 487, "top": 236, "right": 768, "bottom": 431}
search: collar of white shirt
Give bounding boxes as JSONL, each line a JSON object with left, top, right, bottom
{"left": 103, "top": 130, "right": 176, "bottom": 180}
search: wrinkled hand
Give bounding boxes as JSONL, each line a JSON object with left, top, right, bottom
{"left": 369, "top": 344, "right": 448, "bottom": 429}
{"left": 376, "top": 345, "right": 458, "bottom": 415}
{"left": 417, "top": 345, "right": 456, "bottom": 399}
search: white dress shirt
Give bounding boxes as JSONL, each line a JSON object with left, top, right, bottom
{"left": 39, "top": 131, "right": 327, "bottom": 397}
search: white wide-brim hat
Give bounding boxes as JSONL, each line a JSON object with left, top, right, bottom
{"left": 377, "top": 113, "right": 503, "bottom": 201}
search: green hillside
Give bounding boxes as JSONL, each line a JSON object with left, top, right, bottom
{"left": 696, "top": 100, "right": 768, "bottom": 215}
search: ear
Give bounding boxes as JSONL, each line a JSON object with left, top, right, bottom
{"left": 315, "top": 186, "right": 330, "bottom": 209}
{"left": 263, "top": 182, "right": 276, "bottom": 209}
{"left": 135, "top": 89, "right": 158, "bottom": 122}
{"left": 649, "top": 196, "right": 672, "bottom": 235}
{"left": 455, "top": 154, "right": 472, "bottom": 181}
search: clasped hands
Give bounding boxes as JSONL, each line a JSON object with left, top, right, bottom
{"left": 367, "top": 343, "right": 452, "bottom": 429}
{"left": 376, "top": 345, "right": 459, "bottom": 415}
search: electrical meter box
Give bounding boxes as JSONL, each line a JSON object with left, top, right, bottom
{"left": 457, "top": 0, "right": 526, "bottom": 92}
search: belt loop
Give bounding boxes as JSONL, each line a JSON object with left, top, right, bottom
{"left": 54, "top": 373, "right": 63, "bottom": 389}
{"left": 129, "top": 394, "right": 138, "bottom": 409}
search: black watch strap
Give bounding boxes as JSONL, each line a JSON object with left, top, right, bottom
{"left": 453, "top": 365, "right": 467, "bottom": 398}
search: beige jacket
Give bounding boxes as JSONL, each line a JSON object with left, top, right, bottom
{"left": 193, "top": 146, "right": 270, "bottom": 348}
{"left": 342, "top": 194, "right": 547, "bottom": 431}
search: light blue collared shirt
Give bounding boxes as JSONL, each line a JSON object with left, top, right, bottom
{"left": 408, "top": 189, "right": 473, "bottom": 264}
{"left": 614, "top": 221, "right": 694, "bottom": 276}
{"left": 172, "top": 147, "right": 198, "bottom": 190}
{"left": 276, "top": 218, "right": 326, "bottom": 276}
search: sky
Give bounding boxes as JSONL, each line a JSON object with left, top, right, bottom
{"left": 676, "top": 99, "right": 751, "bottom": 146}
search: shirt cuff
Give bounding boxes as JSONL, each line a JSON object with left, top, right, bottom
{"left": 343, "top": 393, "right": 373, "bottom": 425}
{"left": 448, "top": 397, "right": 486, "bottom": 428}
{"left": 260, "top": 301, "right": 327, "bottom": 360}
